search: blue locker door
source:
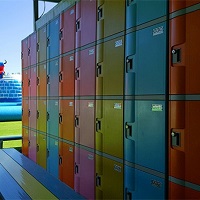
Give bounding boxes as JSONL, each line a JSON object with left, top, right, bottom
{"left": 124, "top": 165, "right": 165, "bottom": 199}
{"left": 47, "top": 99, "right": 59, "bottom": 137}
{"left": 47, "top": 59, "right": 59, "bottom": 97}
{"left": 47, "top": 16, "right": 60, "bottom": 59}
{"left": 47, "top": 136, "right": 59, "bottom": 178}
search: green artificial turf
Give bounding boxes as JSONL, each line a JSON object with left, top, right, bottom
{"left": 0, "top": 121, "right": 22, "bottom": 148}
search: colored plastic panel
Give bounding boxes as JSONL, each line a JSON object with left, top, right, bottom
{"left": 37, "top": 133, "right": 47, "bottom": 169}
{"left": 97, "top": 0, "right": 125, "bottom": 39}
{"left": 96, "top": 155, "right": 123, "bottom": 199}
{"left": 60, "top": 6, "right": 75, "bottom": 54}
{"left": 29, "top": 32, "right": 37, "bottom": 66}
{"left": 29, "top": 130, "right": 37, "bottom": 162}
{"left": 22, "top": 69, "right": 30, "bottom": 97}
{"left": 29, "top": 99, "right": 37, "bottom": 130}
{"left": 59, "top": 54, "right": 75, "bottom": 97}
{"left": 126, "top": 0, "right": 167, "bottom": 29}
{"left": 22, "top": 99, "right": 29, "bottom": 127}
{"left": 96, "top": 37, "right": 124, "bottom": 96}
{"left": 124, "top": 165, "right": 165, "bottom": 199}
{"left": 37, "top": 100, "right": 47, "bottom": 133}
{"left": 124, "top": 100, "right": 166, "bottom": 173}
{"left": 59, "top": 100, "right": 74, "bottom": 142}
{"left": 29, "top": 66, "right": 37, "bottom": 97}
{"left": 37, "top": 63, "right": 47, "bottom": 97}
{"left": 37, "top": 25, "right": 47, "bottom": 63}
{"left": 21, "top": 37, "right": 29, "bottom": 69}
{"left": 75, "top": 0, "right": 96, "bottom": 48}
{"left": 75, "top": 147, "right": 95, "bottom": 199}
{"left": 75, "top": 100, "right": 95, "bottom": 148}
{"left": 47, "top": 59, "right": 59, "bottom": 97}
{"left": 47, "top": 99, "right": 59, "bottom": 137}
{"left": 47, "top": 136, "right": 59, "bottom": 178}
{"left": 22, "top": 128, "right": 29, "bottom": 157}
{"left": 47, "top": 16, "right": 60, "bottom": 59}
{"left": 75, "top": 47, "right": 96, "bottom": 97}
{"left": 96, "top": 100, "right": 123, "bottom": 158}
{"left": 59, "top": 141, "right": 74, "bottom": 189}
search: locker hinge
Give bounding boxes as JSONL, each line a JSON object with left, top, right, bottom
{"left": 59, "top": 155, "right": 62, "bottom": 165}
{"left": 59, "top": 71, "right": 63, "bottom": 82}
{"left": 76, "top": 20, "right": 80, "bottom": 32}
{"left": 97, "top": 6, "right": 103, "bottom": 21}
{"left": 171, "top": 131, "right": 180, "bottom": 147}
{"left": 59, "top": 113, "right": 63, "bottom": 124}
{"left": 96, "top": 173, "right": 101, "bottom": 187}
{"left": 96, "top": 63, "right": 102, "bottom": 77}
{"left": 125, "top": 123, "right": 132, "bottom": 138}
{"left": 75, "top": 163, "right": 79, "bottom": 174}
{"left": 172, "top": 49, "right": 181, "bottom": 64}
{"left": 75, "top": 116, "right": 79, "bottom": 127}
{"left": 96, "top": 119, "right": 101, "bottom": 132}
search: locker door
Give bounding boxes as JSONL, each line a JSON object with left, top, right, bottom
{"left": 29, "top": 32, "right": 37, "bottom": 66}
{"left": 37, "top": 25, "right": 47, "bottom": 63}
{"left": 22, "top": 128, "right": 29, "bottom": 157}
{"left": 22, "top": 69, "right": 30, "bottom": 97}
{"left": 59, "top": 141, "right": 74, "bottom": 189}
{"left": 60, "top": 6, "right": 75, "bottom": 54}
{"left": 59, "top": 100, "right": 74, "bottom": 142}
{"left": 47, "top": 99, "right": 59, "bottom": 137}
{"left": 21, "top": 37, "right": 29, "bottom": 69}
{"left": 47, "top": 59, "right": 59, "bottom": 97}
{"left": 47, "top": 17, "right": 60, "bottom": 59}
{"left": 96, "top": 155, "right": 123, "bottom": 200}
{"left": 29, "top": 99, "right": 37, "bottom": 130}
{"left": 22, "top": 99, "right": 29, "bottom": 127}
{"left": 29, "top": 66, "right": 37, "bottom": 97}
{"left": 37, "top": 63, "right": 47, "bottom": 97}
{"left": 37, "top": 132, "right": 47, "bottom": 169}
{"left": 97, "top": 0, "right": 125, "bottom": 39}
{"left": 47, "top": 136, "right": 59, "bottom": 178}
{"left": 75, "top": 147, "right": 95, "bottom": 200}
{"left": 37, "top": 100, "right": 47, "bottom": 133}
{"left": 29, "top": 130, "right": 37, "bottom": 162}
{"left": 59, "top": 54, "right": 75, "bottom": 97}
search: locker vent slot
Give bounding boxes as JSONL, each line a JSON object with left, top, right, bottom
{"left": 172, "top": 49, "right": 181, "bottom": 64}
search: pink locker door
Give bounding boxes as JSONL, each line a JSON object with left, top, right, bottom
{"left": 30, "top": 66, "right": 37, "bottom": 97}
{"left": 29, "top": 99, "right": 37, "bottom": 130}
{"left": 29, "top": 32, "right": 37, "bottom": 66}
{"left": 21, "top": 37, "right": 29, "bottom": 69}
{"left": 28, "top": 130, "right": 37, "bottom": 162}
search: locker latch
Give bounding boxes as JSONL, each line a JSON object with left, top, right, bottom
{"left": 47, "top": 149, "right": 50, "bottom": 158}
{"left": 59, "top": 29, "right": 63, "bottom": 40}
{"left": 75, "top": 163, "right": 79, "bottom": 174}
{"left": 96, "top": 119, "right": 101, "bottom": 132}
{"left": 37, "top": 144, "right": 39, "bottom": 152}
{"left": 76, "top": 20, "right": 80, "bottom": 32}
{"left": 47, "top": 112, "right": 50, "bottom": 121}
{"left": 75, "top": 116, "right": 79, "bottom": 127}
{"left": 172, "top": 49, "right": 181, "bottom": 64}
{"left": 21, "top": 52, "right": 23, "bottom": 59}
{"left": 28, "top": 48, "right": 30, "bottom": 56}
{"left": 97, "top": 7, "right": 103, "bottom": 21}
{"left": 59, "top": 72, "right": 63, "bottom": 82}
{"left": 28, "top": 109, "right": 31, "bottom": 117}
{"left": 47, "top": 37, "right": 50, "bottom": 46}
{"left": 47, "top": 75, "right": 50, "bottom": 84}
{"left": 75, "top": 69, "right": 79, "bottom": 80}
{"left": 28, "top": 79, "right": 31, "bottom": 87}
{"left": 126, "top": 190, "right": 132, "bottom": 200}
{"left": 59, "top": 113, "right": 63, "bottom": 124}
{"left": 37, "top": 110, "right": 39, "bottom": 119}
{"left": 28, "top": 140, "right": 30, "bottom": 147}
{"left": 37, "top": 42, "right": 39, "bottom": 52}
{"left": 127, "top": 0, "right": 134, "bottom": 6}
{"left": 126, "top": 57, "right": 133, "bottom": 72}
{"left": 171, "top": 131, "right": 180, "bottom": 147}
{"left": 96, "top": 64, "right": 102, "bottom": 77}
{"left": 59, "top": 155, "right": 62, "bottom": 165}
{"left": 37, "top": 77, "right": 40, "bottom": 85}
{"left": 125, "top": 123, "right": 132, "bottom": 138}
{"left": 96, "top": 173, "right": 101, "bottom": 187}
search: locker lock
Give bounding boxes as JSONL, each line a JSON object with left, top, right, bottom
{"left": 125, "top": 123, "right": 132, "bottom": 138}
{"left": 96, "top": 173, "right": 101, "bottom": 187}
{"left": 59, "top": 72, "right": 63, "bottom": 82}
{"left": 97, "top": 7, "right": 103, "bottom": 21}
{"left": 171, "top": 131, "right": 180, "bottom": 147}
{"left": 172, "top": 48, "right": 181, "bottom": 64}
{"left": 59, "top": 113, "right": 63, "bottom": 124}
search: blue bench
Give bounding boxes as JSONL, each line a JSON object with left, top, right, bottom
{"left": 0, "top": 148, "right": 85, "bottom": 199}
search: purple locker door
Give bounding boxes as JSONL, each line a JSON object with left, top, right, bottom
{"left": 80, "top": 148, "right": 95, "bottom": 199}
{"left": 74, "top": 146, "right": 81, "bottom": 193}
{"left": 80, "top": 47, "right": 96, "bottom": 96}
{"left": 75, "top": 1, "right": 81, "bottom": 49}
{"left": 29, "top": 130, "right": 37, "bottom": 162}
{"left": 80, "top": 100, "right": 95, "bottom": 149}
{"left": 60, "top": 6, "right": 75, "bottom": 54}
{"left": 29, "top": 99, "right": 37, "bottom": 130}
{"left": 29, "top": 32, "right": 37, "bottom": 66}
{"left": 21, "top": 37, "right": 29, "bottom": 69}
{"left": 30, "top": 66, "right": 37, "bottom": 97}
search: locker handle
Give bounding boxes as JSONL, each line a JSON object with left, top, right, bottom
{"left": 59, "top": 155, "right": 62, "bottom": 165}
{"left": 126, "top": 191, "right": 132, "bottom": 200}
{"left": 96, "top": 174, "right": 101, "bottom": 187}
{"left": 37, "top": 144, "right": 39, "bottom": 152}
{"left": 37, "top": 42, "right": 39, "bottom": 52}
{"left": 125, "top": 123, "right": 132, "bottom": 138}
{"left": 47, "top": 37, "right": 50, "bottom": 46}
{"left": 97, "top": 7, "right": 103, "bottom": 21}
{"left": 47, "top": 112, "right": 50, "bottom": 121}
{"left": 75, "top": 164, "right": 79, "bottom": 174}
{"left": 75, "top": 69, "right": 79, "bottom": 80}
{"left": 47, "top": 75, "right": 50, "bottom": 84}
{"left": 96, "top": 63, "right": 102, "bottom": 77}
{"left": 96, "top": 119, "right": 101, "bottom": 132}
{"left": 28, "top": 79, "right": 30, "bottom": 87}
{"left": 127, "top": 0, "right": 134, "bottom": 6}
{"left": 21, "top": 52, "right": 23, "bottom": 59}
{"left": 28, "top": 48, "right": 30, "bottom": 56}
{"left": 59, "top": 29, "right": 63, "bottom": 40}
{"left": 47, "top": 149, "right": 49, "bottom": 158}
{"left": 171, "top": 131, "right": 180, "bottom": 147}
{"left": 37, "top": 77, "right": 39, "bottom": 85}
{"left": 28, "top": 109, "right": 31, "bottom": 117}
{"left": 37, "top": 110, "right": 39, "bottom": 119}
{"left": 76, "top": 20, "right": 80, "bottom": 32}
{"left": 59, "top": 113, "right": 63, "bottom": 124}
{"left": 172, "top": 49, "right": 181, "bottom": 64}
{"left": 126, "top": 57, "right": 133, "bottom": 72}
{"left": 28, "top": 140, "right": 30, "bottom": 147}
{"left": 59, "top": 71, "right": 63, "bottom": 82}
{"left": 75, "top": 116, "right": 79, "bottom": 127}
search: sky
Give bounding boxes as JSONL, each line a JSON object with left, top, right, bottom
{"left": 0, "top": 0, "right": 57, "bottom": 74}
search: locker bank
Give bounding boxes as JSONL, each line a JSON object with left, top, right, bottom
{"left": 21, "top": 0, "right": 200, "bottom": 199}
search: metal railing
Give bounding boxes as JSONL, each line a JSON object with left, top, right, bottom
{"left": 0, "top": 135, "right": 22, "bottom": 149}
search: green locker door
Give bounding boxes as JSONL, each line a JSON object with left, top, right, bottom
{"left": 37, "top": 63, "right": 47, "bottom": 97}
{"left": 96, "top": 155, "right": 123, "bottom": 199}
{"left": 37, "top": 132, "right": 47, "bottom": 169}
{"left": 37, "top": 100, "right": 47, "bottom": 133}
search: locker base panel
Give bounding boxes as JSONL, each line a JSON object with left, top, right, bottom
{"left": 0, "top": 148, "right": 85, "bottom": 199}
